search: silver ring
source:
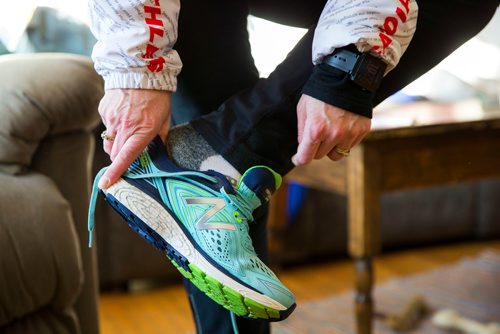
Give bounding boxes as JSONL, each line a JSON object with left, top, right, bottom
{"left": 101, "top": 130, "right": 115, "bottom": 142}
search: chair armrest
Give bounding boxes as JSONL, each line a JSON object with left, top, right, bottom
{"left": 0, "top": 53, "right": 102, "bottom": 174}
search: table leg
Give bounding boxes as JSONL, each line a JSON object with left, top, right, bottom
{"left": 347, "top": 144, "right": 381, "bottom": 334}
{"left": 354, "top": 257, "right": 374, "bottom": 334}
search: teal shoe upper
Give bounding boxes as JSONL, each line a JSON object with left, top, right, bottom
{"left": 89, "top": 137, "right": 295, "bottom": 310}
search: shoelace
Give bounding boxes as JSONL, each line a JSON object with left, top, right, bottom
{"left": 87, "top": 167, "right": 257, "bottom": 247}
{"left": 220, "top": 187, "right": 255, "bottom": 223}
{"left": 88, "top": 167, "right": 107, "bottom": 247}
{"left": 230, "top": 312, "right": 240, "bottom": 334}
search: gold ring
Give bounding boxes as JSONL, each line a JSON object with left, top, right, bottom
{"left": 101, "top": 130, "right": 115, "bottom": 141}
{"left": 334, "top": 146, "right": 350, "bottom": 157}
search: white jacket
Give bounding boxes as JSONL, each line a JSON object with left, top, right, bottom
{"left": 88, "top": 0, "right": 418, "bottom": 91}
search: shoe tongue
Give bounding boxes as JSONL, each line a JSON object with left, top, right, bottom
{"left": 143, "top": 136, "right": 183, "bottom": 172}
{"left": 239, "top": 166, "right": 282, "bottom": 203}
{"left": 140, "top": 136, "right": 236, "bottom": 192}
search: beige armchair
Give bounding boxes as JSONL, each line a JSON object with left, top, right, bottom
{"left": 0, "top": 53, "right": 103, "bottom": 334}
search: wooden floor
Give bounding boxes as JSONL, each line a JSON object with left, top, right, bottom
{"left": 99, "top": 240, "right": 500, "bottom": 334}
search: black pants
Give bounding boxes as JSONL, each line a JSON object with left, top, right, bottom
{"left": 171, "top": 1, "right": 498, "bottom": 333}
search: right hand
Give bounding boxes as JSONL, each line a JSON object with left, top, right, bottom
{"left": 292, "top": 94, "right": 371, "bottom": 166}
{"left": 98, "top": 88, "right": 172, "bottom": 189}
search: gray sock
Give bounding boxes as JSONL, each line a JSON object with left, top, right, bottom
{"left": 166, "top": 124, "right": 242, "bottom": 184}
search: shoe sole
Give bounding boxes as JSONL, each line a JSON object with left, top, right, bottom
{"left": 102, "top": 178, "right": 295, "bottom": 321}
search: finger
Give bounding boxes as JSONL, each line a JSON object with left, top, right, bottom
{"left": 98, "top": 133, "right": 152, "bottom": 189}
{"left": 293, "top": 115, "right": 328, "bottom": 165}
{"left": 328, "top": 149, "right": 345, "bottom": 161}
{"left": 352, "top": 130, "right": 368, "bottom": 148}
{"left": 315, "top": 140, "right": 337, "bottom": 160}
{"left": 292, "top": 124, "right": 321, "bottom": 166}
{"left": 102, "top": 129, "right": 116, "bottom": 157}
{"left": 110, "top": 129, "right": 127, "bottom": 162}
{"left": 292, "top": 138, "right": 320, "bottom": 166}
{"left": 314, "top": 129, "right": 341, "bottom": 159}
{"left": 327, "top": 140, "right": 354, "bottom": 161}
{"left": 352, "top": 118, "right": 371, "bottom": 147}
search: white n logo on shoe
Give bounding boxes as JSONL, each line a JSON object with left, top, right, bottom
{"left": 185, "top": 197, "right": 236, "bottom": 231}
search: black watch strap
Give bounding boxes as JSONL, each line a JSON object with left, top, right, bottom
{"left": 323, "top": 49, "right": 387, "bottom": 92}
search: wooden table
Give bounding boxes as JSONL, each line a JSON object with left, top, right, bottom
{"left": 268, "top": 100, "right": 500, "bottom": 334}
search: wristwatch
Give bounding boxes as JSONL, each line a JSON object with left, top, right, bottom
{"left": 323, "top": 48, "right": 387, "bottom": 92}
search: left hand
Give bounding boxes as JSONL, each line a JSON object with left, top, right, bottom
{"left": 292, "top": 94, "right": 371, "bottom": 166}
{"left": 97, "top": 89, "right": 172, "bottom": 189}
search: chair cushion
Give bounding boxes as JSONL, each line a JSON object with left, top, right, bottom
{"left": 0, "top": 172, "right": 82, "bottom": 332}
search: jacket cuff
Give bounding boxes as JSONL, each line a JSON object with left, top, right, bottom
{"left": 101, "top": 71, "right": 177, "bottom": 91}
{"left": 302, "top": 64, "right": 375, "bottom": 118}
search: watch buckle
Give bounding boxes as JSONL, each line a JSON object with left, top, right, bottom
{"left": 350, "top": 53, "right": 387, "bottom": 92}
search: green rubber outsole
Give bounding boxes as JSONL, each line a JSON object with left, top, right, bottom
{"left": 168, "top": 256, "right": 283, "bottom": 320}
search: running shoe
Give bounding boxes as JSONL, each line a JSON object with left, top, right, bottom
{"left": 88, "top": 137, "right": 296, "bottom": 320}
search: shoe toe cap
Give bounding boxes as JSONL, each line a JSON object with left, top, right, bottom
{"left": 256, "top": 277, "right": 296, "bottom": 309}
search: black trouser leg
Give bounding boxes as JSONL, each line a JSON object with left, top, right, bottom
{"left": 170, "top": 1, "right": 326, "bottom": 333}
{"left": 171, "top": 1, "right": 258, "bottom": 126}
{"left": 191, "top": 27, "right": 317, "bottom": 175}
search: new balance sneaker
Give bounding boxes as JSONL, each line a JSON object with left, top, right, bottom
{"left": 88, "top": 137, "right": 296, "bottom": 320}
